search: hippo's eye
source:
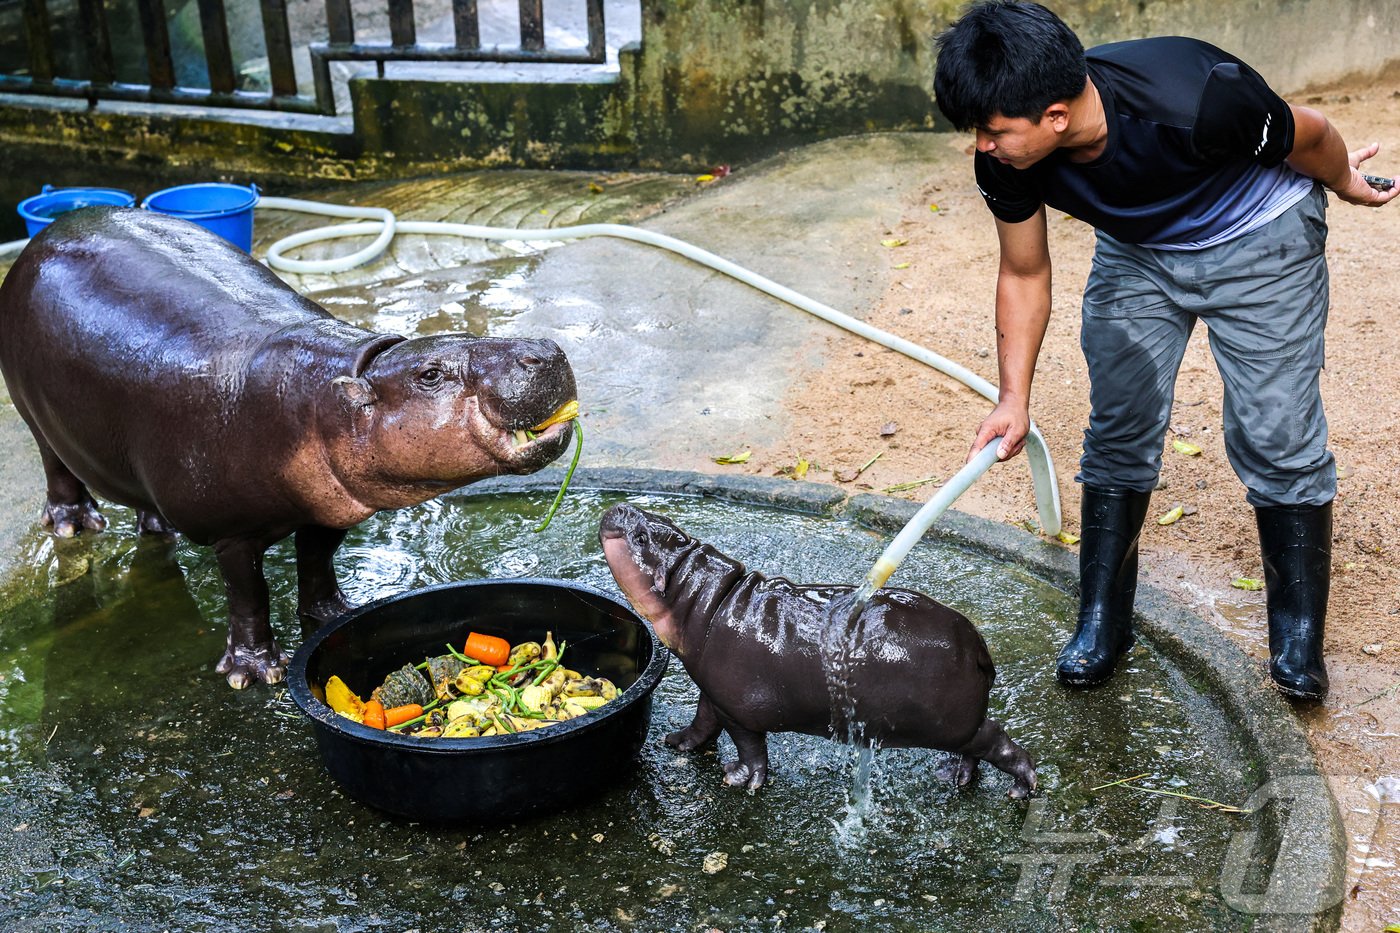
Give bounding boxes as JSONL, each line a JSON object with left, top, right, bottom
{"left": 417, "top": 367, "right": 445, "bottom": 388}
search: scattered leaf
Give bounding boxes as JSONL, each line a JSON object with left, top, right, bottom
{"left": 591, "top": 833, "right": 605, "bottom": 843}
{"left": 1362, "top": 643, "right": 1384, "bottom": 656}
{"left": 775, "top": 458, "right": 811, "bottom": 480}
{"left": 1056, "top": 531, "right": 1080, "bottom": 545}
{"left": 835, "top": 468, "right": 859, "bottom": 483}
{"left": 880, "top": 238, "right": 908, "bottom": 248}
{"left": 1172, "top": 439, "right": 1203, "bottom": 456}
{"left": 1231, "top": 577, "right": 1264, "bottom": 591}
{"left": 713, "top": 450, "right": 751, "bottom": 465}
{"left": 138, "top": 807, "right": 156, "bottom": 818}
{"left": 1157, "top": 506, "right": 1184, "bottom": 526}
{"left": 892, "top": 261, "right": 910, "bottom": 270}
{"left": 695, "top": 174, "right": 715, "bottom": 183}
{"left": 587, "top": 182, "right": 604, "bottom": 194}
{"left": 879, "top": 421, "right": 898, "bottom": 437}
{"left": 928, "top": 203, "right": 940, "bottom": 212}
{"left": 883, "top": 476, "right": 941, "bottom": 494}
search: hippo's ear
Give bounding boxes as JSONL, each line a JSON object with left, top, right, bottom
{"left": 333, "top": 375, "right": 377, "bottom": 411}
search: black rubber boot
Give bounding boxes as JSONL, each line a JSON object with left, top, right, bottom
{"left": 1057, "top": 486, "right": 1152, "bottom": 687}
{"left": 1255, "top": 502, "right": 1332, "bottom": 702}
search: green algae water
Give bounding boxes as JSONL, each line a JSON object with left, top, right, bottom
{"left": 0, "top": 490, "right": 1282, "bottom": 931}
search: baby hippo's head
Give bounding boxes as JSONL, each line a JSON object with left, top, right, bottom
{"left": 599, "top": 504, "right": 695, "bottom": 639}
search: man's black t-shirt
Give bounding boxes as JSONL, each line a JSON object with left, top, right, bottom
{"left": 974, "top": 36, "right": 1313, "bottom": 248}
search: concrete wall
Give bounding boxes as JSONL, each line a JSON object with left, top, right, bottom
{"left": 1, "top": 0, "right": 1398, "bottom": 236}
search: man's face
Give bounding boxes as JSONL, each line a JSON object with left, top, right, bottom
{"left": 974, "top": 112, "right": 1062, "bottom": 169}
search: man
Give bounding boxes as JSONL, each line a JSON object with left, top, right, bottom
{"left": 933, "top": 0, "right": 1397, "bottom": 701}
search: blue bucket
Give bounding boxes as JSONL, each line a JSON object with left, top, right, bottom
{"left": 141, "top": 182, "right": 259, "bottom": 252}
{"left": 16, "top": 185, "right": 138, "bottom": 237}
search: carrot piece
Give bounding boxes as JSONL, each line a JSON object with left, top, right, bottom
{"left": 464, "top": 632, "right": 511, "bottom": 666}
{"left": 497, "top": 664, "right": 514, "bottom": 673}
{"left": 383, "top": 703, "right": 424, "bottom": 727}
{"left": 363, "top": 699, "right": 387, "bottom": 730}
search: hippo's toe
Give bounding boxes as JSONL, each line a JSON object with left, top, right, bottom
{"left": 42, "top": 498, "right": 107, "bottom": 537}
{"left": 723, "top": 759, "right": 768, "bottom": 792}
{"left": 937, "top": 753, "right": 980, "bottom": 788}
{"left": 216, "top": 643, "right": 291, "bottom": 690}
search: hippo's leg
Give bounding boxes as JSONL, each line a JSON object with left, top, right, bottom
{"left": 212, "top": 536, "right": 289, "bottom": 689}
{"left": 666, "top": 692, "right": 724, "bottom": 751}
{"left": 136, "top": 510, "right": 177, "bottom": 536}
{"left": 34, "top": 442, "right": 106, "bottom": 538}
{"left": 953, "top": 718, "right": 1037, "bottom": 799}
{"left": 294, "top": 525, "right": 354, "bottom": 628}
{"left": 715, "top": 710, "right": 770, "bottom": 791}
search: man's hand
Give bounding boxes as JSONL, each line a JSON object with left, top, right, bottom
{"left": 968, "top": 398, "right": 1030, "bottom": 463}
{"left": 1286, "top": 106, "right": 1398, "bottom": 207}
{"left": 1334, "top": 141, "right": 1399, "bottom": 207}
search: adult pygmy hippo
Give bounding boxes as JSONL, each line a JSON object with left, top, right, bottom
{"left": 0, "top": 208, "right": 577, "bottom": 687}
{"left": 600, "top": 504, "right": 1036, "bottom": 796}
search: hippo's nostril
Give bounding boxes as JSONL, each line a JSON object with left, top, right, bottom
{"left": 519, "top": 356, "right": 543, "bottom": 368}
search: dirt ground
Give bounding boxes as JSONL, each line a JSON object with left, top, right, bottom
{"left": 740, "top": 85, "right": 1400, "bottom": 929}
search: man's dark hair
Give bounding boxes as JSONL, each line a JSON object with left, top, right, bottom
{"left": 934, "top": 0, "right": 1087, "bottom": 131}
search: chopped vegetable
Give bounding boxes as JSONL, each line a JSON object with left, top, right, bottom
{"left": 1172, "top": 439, "right": 1203, "bottom": 456}
{"left": 363, "top": 699, "right": 387, "bottom": 730}
{"left": 1157, "top": 506, "right": 1184, "bottom": 526}
{"left": 324, "top": 675, "right": 365, "bottom": 722}
{"left": 713, "top": 449, "right": 751, "bottom": 465}
{"left": 384, "top": 703, "right": 424, "bottom": 727}
{"left": 1231, "top": 577, "right": 1264, "bottom": 591}
{"left": 534, "top": 417, "right": 583, "bottom": 533}
{"left": 464, "top": 632, "right": 511, "bottom": 666}
{"left": 531, "top": 399, "right": 578, "bottom": 432}
{"left": 326, "top": 630, "right": 619, "bottom": 742}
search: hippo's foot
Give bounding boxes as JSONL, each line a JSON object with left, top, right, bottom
{"left": 957, "top": 717, "right": 1038, "bottom": 799}
{"left": 722, "top": 758, "right": 769, "bottom": 792}
{"left": 42, "top": 497, "right": 107, "bottom": 538}
{"left": 667, "top": 723, "right": 720, "bottom": 751}
{"left": 666, "top": 694, "right": 723, "bottom": 751}
{"left": 298, "top": 593, "right": 356, "bottom": 629}
{"left": 216, "top": 642, "right": 291, "bottom": 689}
{"left": 937, "top": 753, "right": 980, "bottom": 789}
{"left": 136, "top": 510, "right": 177, "bottom": 536}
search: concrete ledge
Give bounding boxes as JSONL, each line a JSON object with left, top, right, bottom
{"left": 458, "top": 467, "right": 1346, "bottom": 931}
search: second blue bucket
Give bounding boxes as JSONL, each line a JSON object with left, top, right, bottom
{"left": 142, "top": 182, "right": 259, "bottom": 252}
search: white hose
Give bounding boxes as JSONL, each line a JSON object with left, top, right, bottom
{"left": 255, "top": 195, "right": 1063, "bottom": 538}
{"left": 0, "top": 238, "right": 28, "bottom": 258}
{"left": 863, "top": 439, "right": 1004, "bottom": 590}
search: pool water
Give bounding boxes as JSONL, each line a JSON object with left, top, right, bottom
{"left": 0, "top": 489, "right": 1277, "bottom": 931}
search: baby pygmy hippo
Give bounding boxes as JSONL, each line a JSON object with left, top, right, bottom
{"left": 599, "top": 503, "right": 1036, "bottom": 796}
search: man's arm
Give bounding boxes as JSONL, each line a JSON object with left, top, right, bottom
{"left": 1286, "top": 104, "right": 1398, "bottom": 207}
{"left": 968, "top": 206, "right": 1052, "bottom": 462}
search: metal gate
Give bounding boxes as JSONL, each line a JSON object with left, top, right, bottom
{"left": 0, "top": 0, "right": 607, "bottom": 116}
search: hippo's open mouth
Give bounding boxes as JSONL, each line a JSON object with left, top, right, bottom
{"left": 467, "top": 396, "right": 574, "bottom": 470}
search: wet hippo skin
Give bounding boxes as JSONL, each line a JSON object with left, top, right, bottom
{"left": 600, "top": 503, "right": 1036, "bottom": 796}
{"left": 0, "top": 208, "right": 577, "bottom": 688}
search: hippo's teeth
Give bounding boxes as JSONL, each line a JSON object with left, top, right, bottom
{"left": 512, "top": 429, "right": 529, "bottom": 448}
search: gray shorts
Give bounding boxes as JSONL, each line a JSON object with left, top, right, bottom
{"left": 1077, "top": 184, "right": 1335, "bottom": 508}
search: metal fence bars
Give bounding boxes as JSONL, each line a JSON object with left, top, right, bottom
{"left": 2, "top": 0, "right": 315, "bottom": 113}
{"left": 1, "top": 0, "right": 606, "bottom": 116}
{"left": 310, "top": 0, "right": 606, "bottom": 114}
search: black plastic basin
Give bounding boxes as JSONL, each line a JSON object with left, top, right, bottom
{"left": 288, "top": 578, "right": 668, "bottom": 823}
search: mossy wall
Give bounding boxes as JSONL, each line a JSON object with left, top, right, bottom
{"left": 1, "top": 0, "right": 1398, "bottom": 236}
